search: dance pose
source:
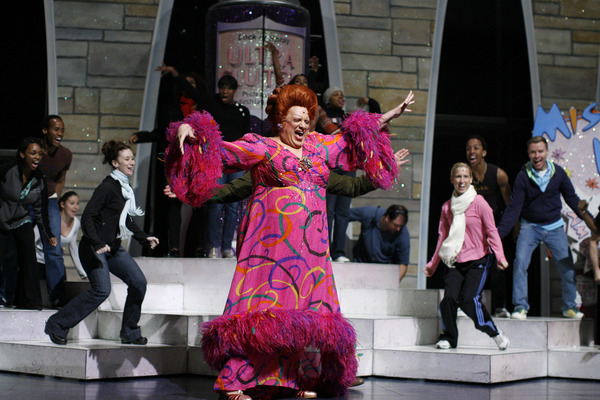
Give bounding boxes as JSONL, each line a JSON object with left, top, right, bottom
{"left": 166, "top": 84, "right": 414, "bottom": 399}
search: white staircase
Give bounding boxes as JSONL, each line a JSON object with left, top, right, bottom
{"left": 0, "top": 258, "right": 597, "bottom": 383}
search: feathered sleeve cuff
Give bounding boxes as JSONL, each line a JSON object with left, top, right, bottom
{"left": 164, "top": 111, "right": 224, "bottom": 207}
{"left": 340, "top": 109, "right": 399, "bottom": 190}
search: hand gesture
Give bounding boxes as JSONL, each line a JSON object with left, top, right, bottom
{"left": 163, "top": 184, "right": 177, "bottom": 198}
{"left": 155, "top": 63, "right": 179, "bottom": 77}
{"left": 394, "top": 149, "right": 410, "bottom": 169}
{"left": 177, "top": 124, "right": 196, "bottom": 154}
{"left": 96, "top": 244, "right": 110, "bottom": 254}
{"left": 129, "top": 133, "right": 139, "bottom": 145}
{"left": 147, "top": 236, "right": 160, "bottom": 249}
{"left": 578, "top": 200, "right": 589, "bottom": 214}
{"left": 264, "top": 41, "right": 278, "bottom": 55}
{"left": 423, "top": 263, "right": 435, "bottom": 277}
{"left": 498, "top": 260, "right": 509, "bottom": 270}
{"left": 379, "top": 91, "right": 415, "bottom": 128}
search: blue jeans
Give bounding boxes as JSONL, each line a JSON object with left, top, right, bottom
{"left": 45, "top": 241, "right": 147, "bottom": 341}
{"left": 207, "top": 171, "right": 244, "bottom": 252}
{"left": 42, "top": 198, "right": 66, "bottom": 303}
{"left": 513, "top": 221, "right": 577, "bottom": 312}
{"left": 326, "top": 171, "right": 355, "bottom": 259}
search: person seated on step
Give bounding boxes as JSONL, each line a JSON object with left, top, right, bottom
{"left": 44, "top": 141, "right": 159, "bottom": 346}
{"left": 350, "top": 203, "right": 410, "bottom": 283}
{"left": 424, "top": 162, "right": 510, "bottom": 351}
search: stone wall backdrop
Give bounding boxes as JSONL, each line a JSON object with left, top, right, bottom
{"left": 533, "top": 0, "right": 599, "bottom": 110}
{"left": 333, "top": 0, "right": 436, "bottom": 277}
{"left": 531, "top": 0, "right": 599, "bottom": 314}
{"left": 54, "top": 0, "right": 158, "bottom": 209}
{"left": 51, "top": 0, "right": 599, "bottom": 289}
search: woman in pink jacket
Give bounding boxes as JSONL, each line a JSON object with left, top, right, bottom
{"left": 424, "top": 162, "right": 510, "bottom": 350}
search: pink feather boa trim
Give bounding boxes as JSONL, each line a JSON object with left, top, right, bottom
{"left": 201, "top": 309, "right": 358, "bottom": 396}
{"left": 341, "top": 109, "right": 399, "bottom": 189}
{"left": 164, "top": 111, "right": 224, "bottom": 207}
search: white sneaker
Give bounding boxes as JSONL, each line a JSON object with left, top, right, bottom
{"left": 436, "top": 339, "right": 451, "bottom": 349}
{"left": 457, "top": 307, "right": 467, "bottom": 317}
{"left": 511, "top": 307, "right": 527, "bottom": 320}
{"left": 494, "top": 307, "right": 510, "bottom": 318}
{"left": 222, "top": 249, "right": 235, "bottom": 258}
{"left": 563, "top": 308, "right": 584, "bottom": 319}
{"left": 208, "top": 247, "right": 219, "bottom": 259}
{"left": 335, "top": 256, "right": 350, "bottom": 263}
{"left": 493, "top": 330, "right": 510, "bottom": 350}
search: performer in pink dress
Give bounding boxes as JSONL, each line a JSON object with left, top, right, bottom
{"left": 166, "top": 84, "right": 414, "bottom": 400}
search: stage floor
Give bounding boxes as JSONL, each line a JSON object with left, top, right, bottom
{"left": 1, "top": 373, "right": 600, "bottom": 400}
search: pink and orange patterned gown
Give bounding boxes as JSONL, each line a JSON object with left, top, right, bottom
{"left": 165, "top": 110, "right": 398, "bottom": 397}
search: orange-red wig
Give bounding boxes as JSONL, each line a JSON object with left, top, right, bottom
{"left": 265, "top": 84, "right": 318, "bottom": 135}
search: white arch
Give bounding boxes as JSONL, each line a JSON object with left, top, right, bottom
{"left": 417, "top": 0, "right": 448, "bottom": 289}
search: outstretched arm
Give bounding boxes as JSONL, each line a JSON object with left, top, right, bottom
{"left": 378, "top": 91, "right": 414, "bottom": 130}
{"left": 265, "top": 42, "right": 285, "bottom": 87}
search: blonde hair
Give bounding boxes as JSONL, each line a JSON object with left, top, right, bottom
{"left": 450, "top": 162, "right": 472, "bottom": 178}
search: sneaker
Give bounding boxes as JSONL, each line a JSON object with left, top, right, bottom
{"left": 494, "top": 307, "right": 510, "bottom": 318}
{"left": 563, "top": 308, "right": 584, "bottom": 319}
{"left": 511, "top": 306, "right": 527, "bottom": 320}
{"left": 208, "top": 247, "right": 219, "bottom": 259}
{"left": 0, "top": 297, "right": 6, "bottom": 308}
{"left": 457, "top": 307, "right": 467, "bottom": 318}
{"left": 222, "top": 249, "right": 235, "bottom": 258}
{"left": 436, "top": 339, "right": 451, "bottom": 349}
{"left": 493, "top": 330, "right": 510, "bottom": 350}
{"left": 334, "top": 256, "right": 350, "bottom": 263}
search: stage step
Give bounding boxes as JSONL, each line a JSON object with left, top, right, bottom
{"left": 548, "top": 346, "right": 600, "bottom": 379}
{"left": 0, "top": 339, "right": 187, "bottom": 379}
{"left": 373, "top": 346, "right": 548, "bottom": 383}
{"left": 128, "top": 257, "right": 411, "bottom": 289}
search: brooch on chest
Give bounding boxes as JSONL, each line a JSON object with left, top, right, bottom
{"left": 298, "top": 156, "right": 313, "bottom": 172}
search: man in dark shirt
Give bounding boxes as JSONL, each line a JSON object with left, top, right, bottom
{"left": 466, "top": 135, "right": 512, "bottom": 317}
{"left": 496, "top": 136, "right": 583, "bottom": 320}
{"left": 39, "top": 115, "right": 73, "bottom": 307}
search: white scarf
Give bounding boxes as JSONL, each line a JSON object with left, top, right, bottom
{"left": 438, "top": 185, "right": 477, "bottom": 267}
{"left": 110, "top": 169, "right": 144, "bottom": 239}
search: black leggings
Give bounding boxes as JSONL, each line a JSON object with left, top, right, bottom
{"left": 439, "top": 255, "right": 499, "bottom": 347}
{"left": 0, "top": 224, "right": 42, "bottom": 308}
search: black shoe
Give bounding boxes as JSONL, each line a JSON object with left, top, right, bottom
{"left": 0, "top": 297, "right": 6, "bottom": 308}
{"left": 167, "top": 248, "right": 179, "bottom": 257}
{"left": 45, "top": 326, "right": 67, "bottom": 345}
{"left": 121, "top": 336, "right": 148, "bottom": 345}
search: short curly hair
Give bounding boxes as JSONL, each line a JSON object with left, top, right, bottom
{"left": 265, "top": 84, "right": 318, "bottom": 135}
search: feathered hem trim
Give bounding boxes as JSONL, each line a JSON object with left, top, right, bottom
{"left": 164, "top": 111, "right": 224, "bottom": 207}
{"left": 201, "top": 309, "right": 358, "bottom": 396}
{"left": 341, "top": 110, "right": 399, "bottom": 189}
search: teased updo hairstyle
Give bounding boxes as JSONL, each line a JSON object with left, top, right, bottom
{"left": 265, "top": 84, "right": 318, "bottom": 135}
{"left": 102, "top": 140, "right": 131, "bottom": 166}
